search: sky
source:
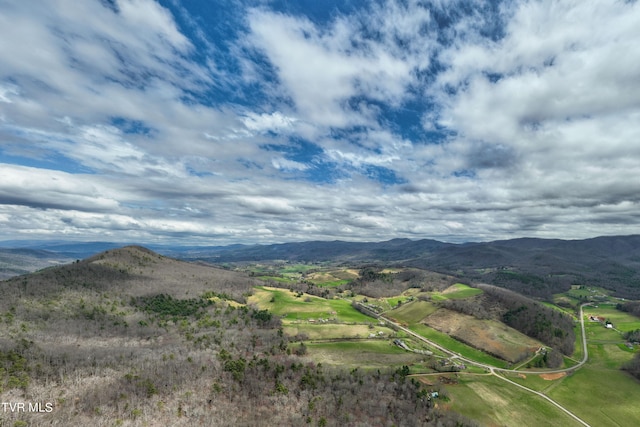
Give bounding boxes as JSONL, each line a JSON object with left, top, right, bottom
{"left": 1, "top": 0, "right": 639, "bottom": 245}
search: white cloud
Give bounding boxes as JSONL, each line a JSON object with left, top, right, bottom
{"left": 1, "top": 0, "right": 640, "bottom": 245}
{"left": 237, "top": 196, "right": 297, "bottom": 215}
{"left": 243, "top": 111, "right": 298, "bottom": 134}
{"left": 247, "top": 8, "right": 417, "bottom": 128}
{"left": 271, "top": 157, "right": 310, "bottom": 172}
{"left": 0, "top": 84, "right": 19, "bottom": 104}
{"left": 0, "top": 165, "right": 120, "bottom": 211}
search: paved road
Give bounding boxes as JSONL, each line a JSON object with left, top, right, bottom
{"left": 376, "top": 302, "right": 590, "bottom": 375}
{"left": 363, "top": 302, "right": 592, "bottom": 426}
{"left": 493, "top": 367, "right": 590, "bottom": 427}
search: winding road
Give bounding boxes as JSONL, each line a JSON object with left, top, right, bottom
{"left": 362, "top": 302, "right": 592, "bottom": 426}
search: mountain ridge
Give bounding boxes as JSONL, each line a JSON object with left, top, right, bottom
{"left": 3, "top": 235, "right": 640, "bottom": 299}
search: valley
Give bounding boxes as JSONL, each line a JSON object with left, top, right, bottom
{"left": 1, "top": 246, "right": 639, "bottom": 426}
{"left": 239, "top": 261, "right": 640, "bottom": 426}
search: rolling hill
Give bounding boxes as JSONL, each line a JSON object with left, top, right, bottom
{"left": 176, "top": 235, "right": 640, "bottom": 299}
{"left": 3, "top": 234, "right": 640, "bottom": 299}
{"left": 0, "top": 246, "right": 468, "bottom": 426}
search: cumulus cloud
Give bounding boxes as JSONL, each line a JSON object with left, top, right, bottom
{"left": 1, "top": 0, "right": 639, "bottom": 245}
{"left": 243, "top": 112, "right": 297, "bottom": 134}
{"left": 246, "top": 7, "right": 418, "bottom": 128}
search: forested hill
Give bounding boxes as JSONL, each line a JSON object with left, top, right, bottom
{"left": 3, "top": 235, "right": 640, "bottom": 299}
{"left": 182, "top": 235, "right": 640, "bottom": 300}
{"left": 0, "top": 246, "right": 469, "bottom": 426}
{"left": 408, "top": 235, "right": 640, "bottom": 299}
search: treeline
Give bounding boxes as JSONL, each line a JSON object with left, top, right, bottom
{"left": 623, "top": 352, "right": 640, "bottom": 381}
{"left": 472, "top": 284, "right": 575, "bottom": 356}
{"left": 440, "top": 296, "right": 501, "bottom": 320}
{"left": 618, "top": 301, "right": 640, "bottom": 318}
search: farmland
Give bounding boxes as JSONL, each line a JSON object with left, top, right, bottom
{"left": 248, "top": 286, "right": 373, "bottom": 323}
{"left": 442, "top": 374, "right": 585, "bottom": 427}
{"left": 305, "top": 340, "right": 425, "bottom": 367}
{"left": 244, "top": 264, "right": 640, "bottom": 426}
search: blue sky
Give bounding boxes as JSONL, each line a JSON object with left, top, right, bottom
{"left": 1, "top": 0, "right": 640, "bottom": 245}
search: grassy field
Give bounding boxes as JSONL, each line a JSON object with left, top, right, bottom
{"left": 442, "top": 374, "right": 584, "bottom": 427}
{"left": 542, "top": 300, "right": 577, "bottom": 317}
{"left": 494, "top": 303, "right": 640, "bottom": 426}
{"left": 422, "top": 308, "right": 541, "bottom": 363}
{"left": 305, "top": 269, "right": 357, "bottom": 287}
{"left": 248, "top": 281, "right": 640, "bottom": 426}
{"left": 389, "top": 300, "right": 540, "bottom": 365}
{"left": 498, "top": 371, "right": 567, "bottom": 393}
{"left": 279, "top": 263, "right": 319, "bottom": 274}
{"left": 585, "top": 304, "right": 640, "bottom": 333}
{"left": 283, "top": 323, "right": 393, "bottom": 340}
{"left": 545, "top": 303, "right": 640, "bottom": 426}
{"left": 409, "top": 323, "right": 509, "bottom": 368}
{"left": 388, "top": 300, "right": 438, "bottom": 323}
{"left": 257, "top": 275, "right": 296, "bottom": 283}
{"left": 384, "top": 295, "right": 411, "bottom": 308}
{"left": 249, "top": 264, "right": 359, "bottom": 287}
{"left": 248, "top": 286, "right": 374, "bottom": 323}
{"left": 304, "top": 340, "right": 424, "bottom": 368}
{"left": 441, "top": 283, "right": 484, "bottom": 299}
{"left": 548, "top": 361, "right": 640, "bottom": 426}
{"left": 430, "top": 283, "right": 483, "bottom": 301}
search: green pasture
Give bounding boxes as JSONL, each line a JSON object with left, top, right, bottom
{"left": 443, "top": 283, "right": 484, "bottom": 299}
{"left": 385, "top": 296, "right": 404, "bottom": 307}
{"left": 572, "top": 324, "right": 584, "bottom": 362}
{"left": 388, "top": 300, "right": 437, "bottom": 324}
{"left": 429, "top": 283, "right": 483, "bottom": 301}
{"left": 283, "top": 323, "right": 393, "bottom": 340}
{"left": 553, "top": 293, "right": 581, "bottom": 308}
{"left": 584, "top": 304, "right": 640, "bottom": 333}
{"left": 313, "top": 279, "right": 350, "bottom": 287}
{"left": 562, "top": 356, "right": 580, "bottom": 369}
{"left": 589, "top": 341, "right": 636, "bottom": 369}
{"left": 408, "top": 323, "right": 509, "bottom": 368}
{"left": 249, "top": 286, "right": 374, "bottom": 323}
{"left": 444, "top": 308, "right": 640, "bottom": 427}
{"left": 279, "top": 264, "right": 318, "bottom": 274}
{"left": 304, "top": 340, "right": 424, "bottom": 368}
{"left": 584, "top": 321, "right": 624, "bottom": 344}
{"left": 566, "top": 285, "right": 611, "bottom": 298}
{"left": 542, "top": 301, "right": 576, "bottom": 317}
{"left": 257, "top": 275, "right": 296, "bottom": 283}
{"left": 548, "top": 363, "right": 640, "bottom": 426}
{"left": 498, "top": 371, "right": 562, "bottom": 393}
{"left": 543, "top": 317, "right": 640, "bottom": 427}
{"left": 444, "top": 374, "right": 584, "bottom": 427}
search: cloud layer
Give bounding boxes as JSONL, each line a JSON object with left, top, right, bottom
{"left": 1, "top": 0, "right": 639, "bottom": 245}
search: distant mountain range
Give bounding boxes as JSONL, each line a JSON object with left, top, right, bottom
{"left": 2, "top": 235, "right": 640, "bottom": 299}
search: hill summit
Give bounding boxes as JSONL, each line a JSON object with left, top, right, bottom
{"left": 5, "top": 245, "right": 256, "bottom": 301}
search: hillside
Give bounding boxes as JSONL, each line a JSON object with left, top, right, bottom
{"left": 4, "top": 235, "right": 640, "bottom": 299}
{"left": 184, "top": 235, "right": 640, "bottom": 300}
{"left": 0, "top": 246, "right": 468, "bottom": 427}
{"left": 0, "top": 248, "right": 71, "bottom": 280}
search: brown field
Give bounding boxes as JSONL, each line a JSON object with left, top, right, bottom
{"left": 540, "top": 372, "right": 566, "bottom": 380}
{"left": 284, "top": 323, "right": 392, "bottom": 340}
{"left": 423, "top": 308, "right": 541, "bottom": 363}
{"left": 306, "top": 271, "right": 341, "bottom": 283}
